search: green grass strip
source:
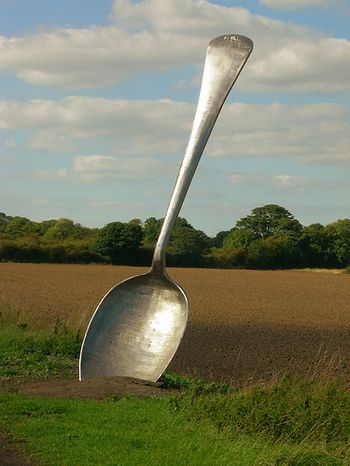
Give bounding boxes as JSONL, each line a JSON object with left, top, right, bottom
{"left": 0, "top": 392, "right": 341, "bottom": 466}
{"left": 0, "top": 319, "right": 81, "bottom": 378}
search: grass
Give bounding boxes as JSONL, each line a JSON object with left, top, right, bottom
{"left": 0, "top": 392, "right": 342, "bottom": 466}
{"left": 171, "top": 374, "right": 350, "bottom": 452}
{"left": 0, "top": 316, "right": 81, "bottom": 378}
{"left": 1, "top": 318, "right": 350, "bottom": 464}
{"left": 294, "top": 268, "right": 345, "bottom": 274}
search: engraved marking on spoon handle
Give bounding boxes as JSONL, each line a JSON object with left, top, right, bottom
{"left": 151, "top": 35, "right": 253, "bottom": 274}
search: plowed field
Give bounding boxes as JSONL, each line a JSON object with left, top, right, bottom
{"left": 1, "top": 263, "right": 350, "bottom": 385}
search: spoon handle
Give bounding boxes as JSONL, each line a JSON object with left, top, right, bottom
{"left": 151, "top": 35, "right": 253, "bottom": 273}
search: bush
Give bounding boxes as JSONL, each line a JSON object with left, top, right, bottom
{"left": 95, "top": 222, "right": 143, "bottom": 263}
{"left": 204, "top": 247, "right": 247, "bottom": 268}
{"left": 0, "top": 240, "right": 49, "bottom": 263}
{"left": 246, "top": 237, "right": 301, "bottom": 269}
{"left": 0, "top": 240, "right": 104, "bottom": 264}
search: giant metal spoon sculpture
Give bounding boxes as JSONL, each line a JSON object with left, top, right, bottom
{"left": 79, "top": 35, "right": 253, "bottom": 382}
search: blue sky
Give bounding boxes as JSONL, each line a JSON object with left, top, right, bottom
{"left": 0, "top": 0, "right": 349, "bottom": 235}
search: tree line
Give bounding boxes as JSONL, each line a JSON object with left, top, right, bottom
{"left": 0, "top": 205, "right": 349, "bottom": 269}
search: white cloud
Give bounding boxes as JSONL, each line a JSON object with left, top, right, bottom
{"left": 208, "top": 101, "right": 350, "bottom": 164}
{"left": 229, "top": 172, "right": 308, "bottom": 190}
{"left": 0, "top": 96, "right": 191, "bottom": 154}
{"left": 72, "top": 154, "right": 158, "bottom": 181}
{"left": 31, "top": 154, "right": 160, "bottom": 182}
{"left": 0, "top": 0, "right": 348, "bottom": 92}
{"left": 228, "top": 172, "right": 349, "bottom": 192}
{"left": 1, "top": 96, "right": 349, "bottom": 165}
{"left": 31, "top": 168, "right": 68, "bottom": 180}
{"left": 273, "top": 175, "right": 300, "bottom": 186}
{"left": 260, "top": 0, "right": 327, "bottom": 9}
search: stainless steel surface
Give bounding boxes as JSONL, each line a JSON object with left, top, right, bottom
{"left": 79, "top": 34, "right": 253, "bottom": 382}
{"left": 152, "top": 34, "right": 253, "bottom": 273}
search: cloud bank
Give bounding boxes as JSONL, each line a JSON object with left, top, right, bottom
{"left": 1, "top": 96, "right": 348, "bottom": 171}
{"left": 0, "top": 0, "right": 348, "bottom": 91}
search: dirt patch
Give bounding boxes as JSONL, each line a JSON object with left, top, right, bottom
{"left": 1, "top": 263, "right": 350, "bottom": 385}
{"left": 0, "top": 434, "right": 33, "bottom": 465}
{"left": 0, "top": 375, "right": 179, "bottom": 400}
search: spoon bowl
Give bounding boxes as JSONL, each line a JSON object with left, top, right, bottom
{"left": 80, "top": 271, "right": 187, "bottom": 381}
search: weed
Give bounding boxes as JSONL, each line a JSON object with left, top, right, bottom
{"left": 160, "top": 372, "right": 231, "bottom": 394}
{"left": 172, "top": 374, "right": 350, "bottom": 448}
{"left": 275, "top": 450, "right": 341, "bottom": 465}
{"left": 53, "top": 316, "right": 69, "bottom": 336}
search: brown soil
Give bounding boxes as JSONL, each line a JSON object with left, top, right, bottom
{"left": 1, "top": 263, "right": 350, "bottom": 392}
{"left": 0, "top": 375, "right": 179, "bottom": 400}
{"left": 0, "top": 434, "right": 33, "bottom": 465}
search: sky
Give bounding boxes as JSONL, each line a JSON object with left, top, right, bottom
{"left": 0, "top": 0, "right": 349, "bottom": 236}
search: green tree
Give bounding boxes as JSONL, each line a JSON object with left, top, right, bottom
{"left": 95, "top": 221, "right": 143, "bottom": 262}
{"left": 143, "top": 217, "right": 196, "bottom": 246}
{"left": 4, "top": 216, "right": 34, "bottom": 237}
{"left": 0, "top": 213, "right": 10, "bottom": 233}
{"left": 144, "top": 217, "right": 162, "bottom": 245}
{"left": 212, "top": 230, "right": 230, "bottom": 248}
{"left": 43, "top": 218, "right": 90, "bottom": 241}
{"left": 236, "top": 205, "right": 302, "bottom": 239}
{"left": 206, "top": 247, "right": 247, "bottom": 268}
{"left": 143, "top": 216, "right": 210, "bottom": 266}
{"left": 167, "top": 226, "right": 209, "bottom": 266}
{"left": 223, "top": 228, "right": 257, "bottom": 249}
{"left": 246, "top": 237, "right": 289, "bottom": 268}
{"left": 325, "top": 219, "right": 350, "bottom": 266}
{"left": 129, "top": 218, "right": 143, "bottom": 226}
{"left": 35, "top": 219, "right": 60, "bottom": 236}
{"left": 300, "top": 224, "right": 332, "bottom": 267}
{"left": 174, "top": 218, "right": 193, "bottom": 229}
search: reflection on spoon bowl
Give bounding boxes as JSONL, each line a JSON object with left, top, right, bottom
{"left": 79, "top": 271, "right": 188, "bottom": 381}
